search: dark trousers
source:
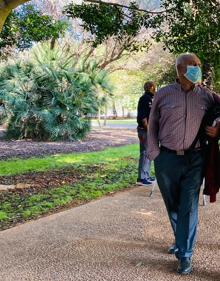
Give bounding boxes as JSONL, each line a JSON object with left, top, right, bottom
{"left": 154, "top": 149, "right": 205, "bottom": 258}
{"left": 137, "top": 127, "right": 151, "bottom": 180}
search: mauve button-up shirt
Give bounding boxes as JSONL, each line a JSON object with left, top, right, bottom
{"left": 147, "top": 82, "right": 220, "bottom": 160}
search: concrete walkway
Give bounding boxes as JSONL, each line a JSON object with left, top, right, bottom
{"left": 0, "top": 187, "right": 219, "bottom": 281}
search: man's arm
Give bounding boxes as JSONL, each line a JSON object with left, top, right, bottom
{"left": 142, "top": 118, "right": 148, "bottom": 130}
{"left": 137, "top": 95, "right": 151, "bottom": 131}
{"left": 213, "top": 92, "right": 220, "bottom": 104}
{"left": 205, "top": 89, "right": 220, "bottom": 138}
{"left": 147, "top": 93, "right": 160, "bottom": 160}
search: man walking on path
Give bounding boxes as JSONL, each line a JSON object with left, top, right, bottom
{"left": 137, "top": 81, "right": 156, "bottom": 186}
{"left": 147, "top": 53, "right": 220, "bottom": 275}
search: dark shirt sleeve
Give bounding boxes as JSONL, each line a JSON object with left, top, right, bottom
{"left": 147, "top": 92, "right": 161, "bottom": 160}
{"left": 137, "top": 95, "right": 151, "bottom": 127}
{"left": 213, "top": 92, "right": 220, "bottom": 104}
{"left": 203, "top": 86, "right": 220, "bottom": 105}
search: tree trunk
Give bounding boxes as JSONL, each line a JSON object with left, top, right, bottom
{"left": 122, "top": 106, "right": 125, "bottom": 118}
{"left": 50, "top": 37, "right": 56, "bottom": 50}
{"left": 0, "top": 0, "right": 30, "bottom": 32}
{"left": 103, "top": 105, "right": 107, "bottom": 126}
{"left": 112, "top": 100, "right": 117, "bottom": 119}
{"left": 97, "top": 108, "right": 101, "bottom": 127}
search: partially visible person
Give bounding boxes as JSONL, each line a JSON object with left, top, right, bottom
{"left": 136, "top": 81, "right": 156, "bottom": 186}
{"left": 147, "top": 53, "right": 220, "bottom": 275}
{"left": 206, "top": 120, "right": 220, "bottom": 138}
{"left": 204, "top": 107, "right": 220, "bottom": 202}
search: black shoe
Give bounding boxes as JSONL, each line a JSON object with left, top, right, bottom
{"left": 168, "top": 244, "right": 178, "bottom": 255}
{"left": 142, "top": 178, "right": 153, "bottom": 185}
{"left": 177, "top": 257, "right": 192, "bottom": 275}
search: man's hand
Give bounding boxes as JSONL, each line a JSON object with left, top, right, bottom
{"left": 142, "top": 118, "right": 148, "bottom": 131}
{"left": 139, "top": 135, "right": 145, "bottom": 144}
{"left": 206, "top": 122, "right": 220, "bottom": 138}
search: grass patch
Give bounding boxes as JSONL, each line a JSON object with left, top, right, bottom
{"left": 0, "top": 160, "right": 142, "bottom": 228}
{"left": 0, "top": 211, "right": 8, "bottom": 221}
{"left": 0, "top": 144, "right": 155, "bottom": 230}
{"left": 0, "top": 144, "right": 138, "bottom": 176}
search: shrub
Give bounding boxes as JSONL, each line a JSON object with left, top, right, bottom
{"left": 0, "top": 211, "right": 8, "bottom": 221}
{"left": 0, "top": 43, "right": 110, "bottom": 140}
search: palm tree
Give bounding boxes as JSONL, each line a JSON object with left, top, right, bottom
{"left": 0, "top": 42, "right": 111, "bottom": 140}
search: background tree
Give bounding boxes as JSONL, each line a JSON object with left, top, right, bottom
{"left": 64, "top": 0, "right": 161, "bottom": 118}
{"left": 0, "top": 0, "right": 30, "bottom": 31}
{"left": 64, "top": 0, "right": 220, "bottom": 90}
{"left": 155, "top": 0, "right": 220, "bottom": 89}
{"left": 64, "top": 0, "right": 160, "bottom": 50}
{"left": 109, "top": 43, "right": 175, "bottom": 118}
{"left": 0, "top": 4, "right": 67, "bottom": 59}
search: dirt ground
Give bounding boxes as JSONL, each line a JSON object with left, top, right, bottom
{"left": 0, "top": 128, "right": 137, "bottom": 160}
{"left": 0, "top": 166, "right": 97, "bottom": 190}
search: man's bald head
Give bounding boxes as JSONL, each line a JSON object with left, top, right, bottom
{"left": 176, "top": 53, "right": 201, "bottom": 76}
{"left": 175, "top": 53, "right": 202, "bottom": 90}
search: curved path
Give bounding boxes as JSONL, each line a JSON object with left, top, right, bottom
{"left": 0, "top": 186, "right": 219, "bottom": 281}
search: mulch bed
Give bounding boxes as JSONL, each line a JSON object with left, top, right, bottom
{"left": 0, "top": 165, "right": 102, "bottom": 198}
{"left": 0, "top": 163, "right": 135, "bottom": 231}
{"left": 0, "top": 129, "right": 137, "bottom": 160}
{"left": 0, "top": 166, "right": 99, "bottom": 231}
{"left": 0, "top": 168, "right": 81, "bottom": 187}
{"left": 0, "top": 128, "right": 138, "bottom": 230}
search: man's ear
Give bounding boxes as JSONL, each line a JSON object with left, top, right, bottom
{"left": 151, "top": 86, "right": 156, "bottom": 93}
{"left": 178, "top": 64, "right": 187, "bottom": 76}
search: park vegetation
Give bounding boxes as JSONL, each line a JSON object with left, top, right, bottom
{"left": 0, "top": 144, "right": 141, "bottom": 229}
{"left": 0, "top": 43, "right": 110, "bottom": 140}
{"left": 0, "top": 1, "right": 219, "bottom": 228}
{"left": 0, "top": 1, "right": 219, "bottom": 140}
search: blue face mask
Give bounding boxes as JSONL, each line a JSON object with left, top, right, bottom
{"left": 184, "top": 65, "right": 202, "bottom": 84}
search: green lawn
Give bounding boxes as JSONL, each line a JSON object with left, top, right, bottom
{"left": 0, "top": 144, "right": 155, "bottom": 229}
{"left": 91, "top": 119, "right": 136, "bottom": 126}
{"left": 0, "top": 144, "right": 139, "bottom": 176}
{"left": 102, "top": 119, "right": 136, "bottom": 124}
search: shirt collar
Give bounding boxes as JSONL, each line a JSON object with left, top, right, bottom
{"left": 174, "top": 80, "right": 199, "bottom": 94}
{"left": 144, "top": 91, "right": 154, "bottom": 98}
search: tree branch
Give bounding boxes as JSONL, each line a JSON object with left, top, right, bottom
{"left": 0, "top": 0, "right": 30, "bottom": 32}
{"left": 0, "top": 0, "right": 29, "bottom": 9}
{"left": 83, "top": 45, "right": 95, "bottom": 62}
{"left": 109, "top": 40, "right": 118, "bottom": 61}
{"left": 99, "top": 44, "right": 125, "bottom": 69}
{"left": 84, "top": 0, "right": 173, "bottom": 14}
{"left": 108, "top": 66, "right": 129, "bottom": 74}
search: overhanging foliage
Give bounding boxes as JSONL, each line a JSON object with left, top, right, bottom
{"left": 64, "top": 0, "right": 220, "bottom": 88}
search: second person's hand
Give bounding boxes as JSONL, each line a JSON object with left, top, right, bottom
{"left": 206, "top": 124, "right": 220, "bottom": 138}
